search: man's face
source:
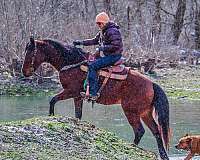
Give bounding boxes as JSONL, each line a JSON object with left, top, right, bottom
{"left": 96, "top": 22, "right": 105, "bottom": 30}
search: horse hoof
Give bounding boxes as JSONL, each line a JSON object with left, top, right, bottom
{"left": 160, "top": 154, "right": 169, "bottom": 160}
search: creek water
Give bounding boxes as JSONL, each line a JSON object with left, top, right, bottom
{"left": 0, "top": 96, "right": 199, "bottom": 159}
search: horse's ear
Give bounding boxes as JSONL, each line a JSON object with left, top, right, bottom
{"left": 30, "top": 36, "right": 35, "bottom": 47}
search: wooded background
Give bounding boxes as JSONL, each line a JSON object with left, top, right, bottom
{"left": 1, "top": 0, "right": 200, "bottom": 71}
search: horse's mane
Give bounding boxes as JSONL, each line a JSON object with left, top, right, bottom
{"left": 42, "top": 39, "right": 87, "bottom": 65}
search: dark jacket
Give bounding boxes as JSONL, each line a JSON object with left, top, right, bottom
{"left": 82, "top": 22, "right": 123, "bottom": 56}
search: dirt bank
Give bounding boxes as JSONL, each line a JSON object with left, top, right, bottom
{"left": 0, "top": 116, "right": 157, "bottom": 160}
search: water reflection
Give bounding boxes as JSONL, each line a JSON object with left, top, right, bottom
{"left": 0, "top": 96, "right": 199, "bottom": 159}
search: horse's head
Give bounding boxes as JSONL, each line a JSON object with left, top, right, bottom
{"left": 22, "top": 37, "right": 88, "bottom": 77}
{"left": 22, "top": 37, "right": 46, "bottom": 77}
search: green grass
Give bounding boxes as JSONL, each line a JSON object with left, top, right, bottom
{"left": 153, "top": 67, "right": 200, "bottom": 100}
{"left": 0, "top": 84, "right": 56, "bottom": 96}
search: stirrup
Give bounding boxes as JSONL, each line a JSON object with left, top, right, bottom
{"left": 89, "top": 93, "right": 100, "bottom": 101}
{"left": 80, "top": 92, "right": 90, "bottom": 101}
{"left": 80, "top": 92, "right": 100, "bottom": 101}
{"left": 80, "top": 92, "right": 87, "bottom": 98}
{"left": 89, "top": 95, "right": 98, "bottom": 101}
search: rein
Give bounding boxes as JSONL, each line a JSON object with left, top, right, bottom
{"left": 33, "top": 72, "right": 58, "bottom": 79}
{"left": 61, "top": 60, "right": 88, "bottom": 71}
{"left": 60, "top": 45, "right": 88, "bottom": 71}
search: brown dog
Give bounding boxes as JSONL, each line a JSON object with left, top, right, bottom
{"left": 175, "top": 134, "right": 200, "bottom": 160}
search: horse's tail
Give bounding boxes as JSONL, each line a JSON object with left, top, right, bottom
{"left": 152, "top": 82, "right": 171, "bottom": 150}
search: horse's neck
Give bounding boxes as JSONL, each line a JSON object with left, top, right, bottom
{"left": 44, "top": 48, "right": 64, "bottom": 71}
{"left": 43, "top": 44, "right": 89, "bottom": 72}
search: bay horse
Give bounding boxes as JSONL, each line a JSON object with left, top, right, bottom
{"left": 22, "top": 37, "right": 170, "bottom": 160}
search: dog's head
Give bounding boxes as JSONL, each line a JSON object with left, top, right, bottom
{"left": 175, "top": 134, "right": 192, "bottom": 151}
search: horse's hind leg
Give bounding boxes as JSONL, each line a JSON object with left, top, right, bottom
{"left": 122, "top": 106, "right": 145, "bottom": 145}
{"left": 125, "top": 114, "right": 145, "bottom": 145}
{"left": 141, "top": 111, "right": 169, "bottom": 160}
{"left": 73, "top": 97, "right": 83, "bottom": 119}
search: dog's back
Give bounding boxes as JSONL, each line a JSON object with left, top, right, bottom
{"left": 190, "top": 136, "right": 200, "bottom": 155}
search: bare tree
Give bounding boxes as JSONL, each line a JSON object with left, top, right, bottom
{"left": 91, "top": 0, "right": 97, "bottom": 16}
{"left": 171, "top": 0, "right": 186, "bottom": 45}
{"left": 103, "top": 0, "right": 111, "bottom": 16}
{"left": 194, "top": 1, "right": 200, "bottom": 49}
{"left": 1, "top": 0, "right": 12, "bottom": 64}
{"left": 1, "top": 0, "right": 200, "bottom": 73}
{"left": 49, "top": 0, "right": 60, "bottom": 39}
{"left": 127, "top": 5, "right": 131, "bottom": 31}
{"left": 83, "top": 0, "right": 89, "bottom": 21}
{"left": 152, "top": 0, "right": 161, "bottom": 45}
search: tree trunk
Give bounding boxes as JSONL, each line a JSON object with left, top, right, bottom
{"left": 83, "top": 0, "right": 89, "bottom": 22}
{"left": 194, "top": 4, "right": 200, "bottom": 49}
{"left": 50, "top": 0, "right": 60, "bottom": 39}
{"left": 91, "top": 0, "right": 97, "bottom": 16}
{"left": 171, "top": 0, "right": 186, "bottom": 45}
{"left": 103, "top": 0, "right": 111, "bottom": 16}
{"left": 127, "top": 5, "right": 131, "bottom": 31}
{"left": 152, "top": 0, "right": 161, "bottom": 45}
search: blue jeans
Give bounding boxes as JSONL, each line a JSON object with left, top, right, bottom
{"left": 88, "top": 54, "right": 121, "bottom": 96}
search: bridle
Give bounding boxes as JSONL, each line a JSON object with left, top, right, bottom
{"left": 27, "top": 41, "right": 56, "bottom": 79}
{"left": 28, "top": 41, "right": 88, "bottom": 77}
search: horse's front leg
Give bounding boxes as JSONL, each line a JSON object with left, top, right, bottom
{"left": 73, "top": 97, "right": 83, "bottom": 119}
{"left": 49, "top": 89, "right": 73, "bottom": 116}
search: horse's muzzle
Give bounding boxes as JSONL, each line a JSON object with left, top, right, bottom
{"left": 22, "top": 67, "right": 34, "bottom": 77}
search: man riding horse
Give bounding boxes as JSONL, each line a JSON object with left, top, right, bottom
{"left": 73, "top": 12, "right": 123, "bottom": 101}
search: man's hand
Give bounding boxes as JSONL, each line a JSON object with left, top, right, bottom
{"left": 96, "top": 46, "right": 104, "bottom": 52}
{"left": 94, "top": 48, "right": 100, "bottom": 58}
{"left": 95, "top": 46, "right": 104, "bottom": 57}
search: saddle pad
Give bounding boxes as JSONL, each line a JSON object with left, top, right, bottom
{"left": 80, "top": 65, "right": 129, "bottom": 80}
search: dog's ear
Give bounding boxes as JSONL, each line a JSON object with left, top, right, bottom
{"left": 186, "top": 137, "right": 192, "bottom": 143}
{"left": 184, "top": 133, "right": 189, "bottom": 137}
